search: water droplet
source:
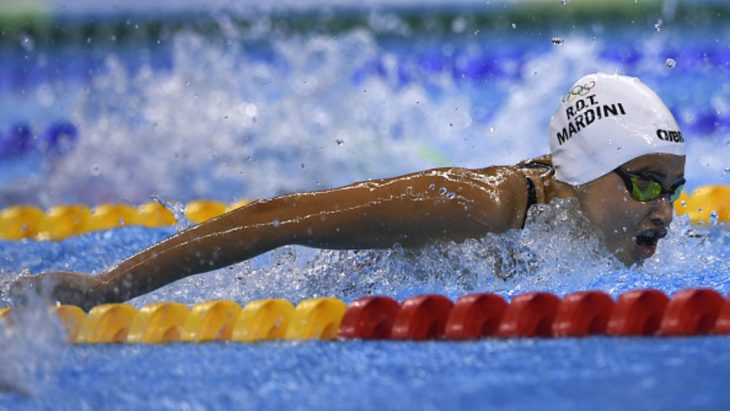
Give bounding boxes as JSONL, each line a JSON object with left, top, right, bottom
{"left": 552, "top": 37, "right": 564, "bottom": 45}
{"left": 724, "top": 167, "right": 730, "bottom": 174}
{"left": 489, "top": 127, "right": 495, "bottom": 133}
{"left": 91, "top": 165, "right": 100, "bottom": 176}
{"left": 300, "top": 163, "right": 305, "bottom": 168}
{"left": 152, "top": 196, "right": 192, "bottom": 231}
{"left": 335, "top": 139, "right": 344, "bottom": 146}
{"left": 447, "top": 192, "right": 456, "bottom": 200}
{"left": 561, "top": 0, "right": 569, "bottom": 4}
{"left": 710, "top": 210, "right": 719, "bottom": 225}
{"left": 429, "top": 183, "right": 437, "bottom": 190}
{"left": 622, "top": 226, "right": 628, "bottom": 232}
{"left": 272, "top": 219, "right": 281, "bottom": 228}
{"left": 19, "top": 35, "right": 34, "bottom": 52}
{"left": 451, "top": 17, "right": 467, "bottom": 33}
{"left": 439, "top": 187, "right": 448, "bottom": 195}
{"left": 654, "top": 18, "right": 663, "bottom": 32}
{"left": 665, "top": 58, "right": 677, "bottom": 69}
{"left": 511, "top": 23, "right": 517, "bottom": 29}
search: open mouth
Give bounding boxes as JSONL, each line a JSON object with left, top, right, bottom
{"left": 633, "top": 228, "right": 668, "bottom": 258}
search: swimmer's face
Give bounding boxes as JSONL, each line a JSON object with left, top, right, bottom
{"left": 574, "top": 153, "right": 686, "bottom": 266}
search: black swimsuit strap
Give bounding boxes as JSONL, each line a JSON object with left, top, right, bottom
{"left": 515, "top": 158, "right": 553, "bottom": 227}
{"left": 523, "top": 176, "right": 537, "bottom": 228}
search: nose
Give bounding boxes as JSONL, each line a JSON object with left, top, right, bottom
{"left": 649, "top": 196, "right": 674, "bottom": 228}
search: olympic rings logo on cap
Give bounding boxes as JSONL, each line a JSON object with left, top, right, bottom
{"left": 562, "top": 80, "right": 596, "bottom": 103}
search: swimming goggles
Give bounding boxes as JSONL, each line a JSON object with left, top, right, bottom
{"left": 613, "top": 168, "right": 686, "bottom": 203}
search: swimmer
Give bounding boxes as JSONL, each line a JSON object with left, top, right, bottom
{"left": 9, "top": 73, "right": 686, "bottom": 310}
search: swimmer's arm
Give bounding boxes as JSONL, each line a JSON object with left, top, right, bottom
{"left": 19, "top": 166, "right": 529, "bottom": 308}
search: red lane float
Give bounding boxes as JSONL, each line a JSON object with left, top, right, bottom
{"left": 606, "top": 289, "right": 669, "bottom": 336}
{"left": 552, "top": 291, "right": 614, "bottom": 337}
{"left": 444, "top": 293, "right": 507, "bottom": 340}
{"left": 339, "top": 296, "right": 400, "bottom": 339}
{"left": 659, "top": 288, "right": 724, "bottom": 336}
{"left": 712, "top": 296, "right": 730, "bottom": 334}
{"left": 390, "top": 295, "right": 454, "bottom": 341}
{"left": 498, "top": 292, "right": 561, "bottom": 338}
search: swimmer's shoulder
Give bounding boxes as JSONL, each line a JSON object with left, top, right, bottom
{"left": 514, "top": 154, "right": 554, "bottom": 175}
{"left": 512, "top": 154, "right": 574, "bottom": 204}
{"left": 467, "top": 154, "right": 556, "bottom": 208}
{"left": 467, "top": 154, "right": 554, "bottom": 187}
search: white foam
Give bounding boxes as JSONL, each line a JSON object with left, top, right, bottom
{"left": 0, "top": 293, "right": 67, "bottom": 397}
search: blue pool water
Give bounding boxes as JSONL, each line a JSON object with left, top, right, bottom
{"left": 7, "top": 337, "right": 730, "bottom": 411}
{"left": 2, "top": 1, "right": 730, "bottom": 410}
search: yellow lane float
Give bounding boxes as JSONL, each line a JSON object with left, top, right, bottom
{"left": 184, "top": 200, "right": 228, "bottom": 223}
{"left": 232, "top": 299, "right": 295, "bottom": 342}
{"left": 36, "top": 204, "right": 92, "bottom": 241}
{"left": 76, "top": 304, "right": 138, "bottom": 344}
{"left": 87, "top": 204, "right": 139, "bottom": 231}
{"left": 127, "top": 302, "right": 191, "bottom": 344}
{"left": 181, "top": 300, "right": 242, "bottom": 342}
{"left": 52, "top": 305, "right": 86, "bottom": 342}
{"left": 676, "top": 185, "right": 730, "bottom": 225}
{"left": 226, "top": 199, "right": 251, "bottom": 212}
{"left": 0, "top": 205, "right": 45, "bottom": 240}
{"left": 135, "top": 201, "right": 177, "bottom": 227}
{"left": 285, "top": 298, "right": 348, "bottom": 340}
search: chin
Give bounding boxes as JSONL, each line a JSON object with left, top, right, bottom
{"left": 613, "top": 246, "right": 643, "bottom": 267}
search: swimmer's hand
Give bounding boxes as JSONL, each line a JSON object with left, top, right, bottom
{"left": 9, "top": 272, "right": 107, "bottom": 311}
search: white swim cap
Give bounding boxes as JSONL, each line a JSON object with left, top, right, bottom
{"left": 549, "top": 73, "right": 685, "bottom": 186}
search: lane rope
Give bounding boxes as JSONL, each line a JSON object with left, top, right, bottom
{"left": 0, "top": 199, "right": 250, "bottom": 241}
{"left": 2, "top": 288, "right": 730, "bottom": 343}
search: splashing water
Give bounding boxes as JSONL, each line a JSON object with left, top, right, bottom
{"left": 2, "top": 24, "right": 730, "bottom": 207}
{"left": 0, "top": 289, "right": 67, "bottom": 397}
{"left": 30, "top": 30, "right": 480, "bottom": 206}
{"left": 125, "top": 198, "right": 614, "bottom": 306}
{"left": 654, "top": 19, "right": 663, "bottom": 32}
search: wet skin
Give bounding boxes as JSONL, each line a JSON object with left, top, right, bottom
{"left": 9, "top": 153, "right": 684, "bottom": 310}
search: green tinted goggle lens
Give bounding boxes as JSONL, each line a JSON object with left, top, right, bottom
{"left": 629, "top": 176, "right": 683, "bottom": 202}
